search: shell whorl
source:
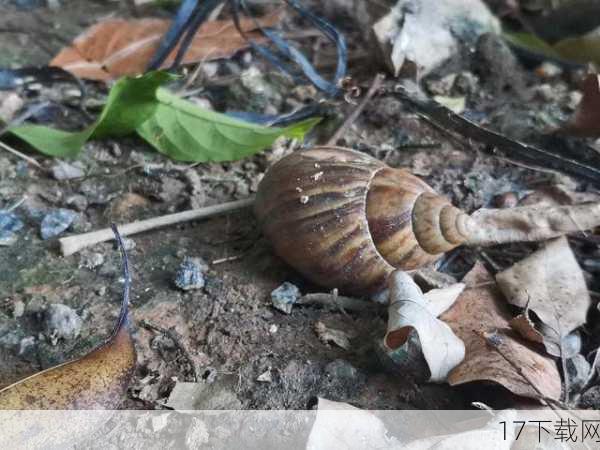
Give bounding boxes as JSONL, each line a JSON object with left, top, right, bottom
{"left": 254, "top": 146, "right": 469, "bottom": 295}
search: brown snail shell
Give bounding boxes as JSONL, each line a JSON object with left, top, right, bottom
{"left": 254, "top": 146, "right": 470, "bottom": 296}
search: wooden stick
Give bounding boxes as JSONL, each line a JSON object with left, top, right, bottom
{"left": 59, "top": 197, "right": 254, "bottom": 256}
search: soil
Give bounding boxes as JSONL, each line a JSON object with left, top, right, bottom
{"left": 0, "top": 0, "right": 598, "bottom": 411}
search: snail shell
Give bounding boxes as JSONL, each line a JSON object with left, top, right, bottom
{"left": 255, "top": 146, "right": 470, "bottom": 296}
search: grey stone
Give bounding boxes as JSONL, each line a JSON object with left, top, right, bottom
{"left": 51, "top": 161, "right": 85, "bottom": 180}
{"left": 40, "top": 209, "right": 77, "bottom": 239}
{"left": 0, "top": 210, "right": 23, "bottom": 246}
{"left": 271, "top": 282, "right": 300, "bottom": 314}
{"left": 174, "top": 257, "right": 208, "bottom": 291}
{"left": 44, "top": 303, "right": 82, "bottom": 341}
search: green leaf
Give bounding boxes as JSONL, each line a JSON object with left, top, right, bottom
{"left": 504, "top": 29, "right": 600, "bottom": 66}
{"left": 503, "top": 31, "right": 562, "bottom": 60}
{"left": 10, "top": 71, "right": 175, "bottom": 158}
{"left": 136, "top": 87, "right": 320, "bottom": 162}
{"left": 9, "top": 70, "right": 319, "bottom": 162}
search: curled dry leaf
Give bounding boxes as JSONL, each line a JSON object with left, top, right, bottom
{"left": 50, "top": 12, "right": 281, "bottom": 81}
{"left": 384, "top": 271, "right": 465, "bottom": 383}
{"left": 372, "top": 0, "right": 499, "bottom": 76}
{"left": 440, "top": 263, "right": 562, "bottom": 401}
{"left": 559, "top": 73, "right": 600, "bottom": 137}
{"left": 495, "top": 237, "right": 591, "bottom": 356}
{"left": 0, "top": 226, "right": 135, "bottom": 409}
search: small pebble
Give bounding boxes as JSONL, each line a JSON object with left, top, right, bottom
{"left": 12, "top": 299, "right": 25, "bottom": 318}
{"left": 96, "top": 285, "right": 107, "bottom": 296}
{"left": 82, "top": 252, "right": 105, "bottom": 270}
{"left": 535, "top": 62, "right": 562, "bottom": 79}
{"left": 271, "top": 282, "right": 300, "bottom": 314}
{"left": 256, "top": 368, "right": 273, "bottom": 383}
{"left": 18, "top": 336, "right": 35, "bottom": 355}
{"left": 268, "top": 324, "right": 278, "bottom": 334}
{"left": 66, "top": 194, "right": 88, "bottom": 212}
{"left": 51, "top": 161, "right": 85, "bottom": 180}
{"left": 40, "top": 209, "right": 77, "bottom": 240}
{"left": 44, "top": 303, "right": 82, "bottom": 341}
{"left": 174, "top": 257, "right": 207, "bottom": 291}
{"left": 0, "top": 210, "right": 24, "bottom": 246}
{"left": 122, "top": 238, "right": 136, "bottom": 251}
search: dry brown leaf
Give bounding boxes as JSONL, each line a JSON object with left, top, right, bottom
{"left": 0, "top": 230, "right": 135, "bottom": 409}
{"left": 495, "top": 237, "right": 591, "bottom": 351}
{"left": 441, "top": 263, "right": 561, "bottom": 401}
{"left": 509, "top": 312, "right": 545, "bottom": 345}
{"left": 560, "top": 73, "right": 600, "bottom": 137}
{"left": 50, "top": 12, "right": 281, "bottom": 81}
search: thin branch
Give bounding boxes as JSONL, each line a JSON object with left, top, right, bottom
{"left": 391, "top": 83, "right": 600, "bottom": 185}
{"left": 59, "top": 197, "right": 255, "bottom": 256}
{"left": 141, "top": 320, "right": 198, "bottom": 382}
{"left": 0, "top": 140, "right": 43, "bottom": 169}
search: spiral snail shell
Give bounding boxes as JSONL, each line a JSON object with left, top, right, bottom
{"left": 254, "top": 146, "right": 472, "bottom": 296}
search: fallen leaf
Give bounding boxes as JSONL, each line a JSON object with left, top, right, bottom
{"left": 372, "top": 0, "right": 499, "bottom": 76}
{"left": 314, "top": 321, "right": 352, "bottom": 350}
{"left": 559, "top": 73, "right": 600, "bottom": 137}
{"left": 403, "top": 409, "right": 516, "bottom": 450}
{"left": 384, "top": 271, "right": 465, "bottom": 382}
{"left": 307, "top": 398, "right": 402, "bottom": 450}
{"left": 50, "top": 13, "right": 281, "bottom": 81}
{"left": 11, "top": 71, "right": 174, "bottom": 158}
{"left": 505, "top": 29, "right": 600, "bottom": 68}
{"left": 441, "top": 263, "right": 561, "bottom": 401}
{"left": 495, "top": 237, "right": 591, "bottom": 354}
{"left": 137, "top": 87, "right": 320, "bottom": 162}
{"left": 10, "top": 71, "right": 319, "bottom": 161}
{"left": 0, "top": 227, "right": 135, "bottom": 409}
{"left": 509, "top": 312, "right": 545, "bottom": 345}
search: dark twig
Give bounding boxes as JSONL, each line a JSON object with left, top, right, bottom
{"left": 141, "top": 320, "right": 198, "bottom": 382}
{"left": 327, "top": 73, "right": 385, "bottom": 145}
{"left": 111, "top": 224, "right": 131, "bottom": 336}
{"left": 391, "top": 83, "right": 600, "bottom": 185}
{"left": 0, "top": 102, "right": 52, "bottom": 170}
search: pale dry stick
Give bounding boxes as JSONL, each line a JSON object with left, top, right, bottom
{"left": 59, "top": 197, "right": 255, "bottom": 256}
{"left": 327, "top": 73, "right": 386, "bottom": 146}
{"left": 298, "top": 291, "right": 380, "bottom": 312}
{"left": 211, "top": 255, "right": 242, "bottom": 265}
{"left": 0, "top": 140, "right": 43, "bottom": 169}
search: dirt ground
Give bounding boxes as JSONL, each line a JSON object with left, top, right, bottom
{"left": 0, "top": 0, "right": 598, "bottom": 411}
